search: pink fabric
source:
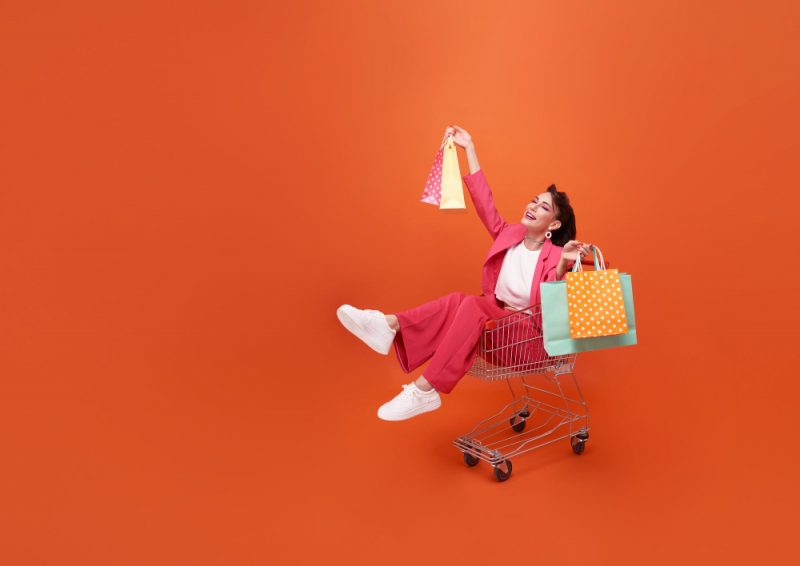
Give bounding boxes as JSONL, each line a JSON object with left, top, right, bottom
{"left": 393, "top": 292, "right": 546, "bottom": 394}
{"left": 391, "top": 168, "right": 570, "bottom": 394}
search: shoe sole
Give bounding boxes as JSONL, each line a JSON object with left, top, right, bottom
{"left": 378, "top": 397, "right": 442, "bottom": 421}
{"left": 337, "top": 306, "right": 394, "bottom": 355}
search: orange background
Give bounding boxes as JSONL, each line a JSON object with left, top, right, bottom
{"left": 1, "top": 1, "right": 798, "bottom": 564}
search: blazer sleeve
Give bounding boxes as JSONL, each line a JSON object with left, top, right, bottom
{"left": 462, "top": 169, "right": 508, "bottom": 240}
{"left": 542, "top": 247, "right": 572, "bottom": 282}
{"left": 542, "top": 265, "right": 563, "bottom": 283}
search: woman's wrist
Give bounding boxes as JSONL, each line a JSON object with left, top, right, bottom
{"left": 464, "top": 141, "right": 480, "bottom": 174}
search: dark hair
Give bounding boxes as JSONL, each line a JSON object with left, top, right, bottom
{"left": 546, "top": 184, "right": 576, "bottom": 246}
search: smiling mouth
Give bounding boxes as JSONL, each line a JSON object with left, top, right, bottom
{"left": 525, "top": 212, "right": 536, "bottom": 220}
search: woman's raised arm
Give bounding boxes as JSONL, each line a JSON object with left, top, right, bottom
{"left": 445, "top": 125, "right": 480, "bottom": 173}
{"left": 464, "top": 140, "right": 481, "bottom": 174}
{"left": 445, "top": 125, "right": 507, "bottom": 239}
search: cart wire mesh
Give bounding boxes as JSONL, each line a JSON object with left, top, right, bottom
{"left": 454, "top": 303, "right": 590, "bottom": 477}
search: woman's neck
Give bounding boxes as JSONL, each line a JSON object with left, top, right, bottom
{"left": 523, "top": 231, "right": 547, "bottom": 251}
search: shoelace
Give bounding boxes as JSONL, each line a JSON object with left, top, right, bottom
{"left": 364, "top": 309, "right": 395, "bottom": 332}
{"left": 400, "top": 383, "right": 436, "bottom": 401}
{"left": 399, "top": 383, "right": 426, "bottom": 402}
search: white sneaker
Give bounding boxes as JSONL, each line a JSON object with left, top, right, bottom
{"left": 377, "top": 382, "right": 442, "bottom": 421}
{"left": 336, "top": 304, "right": 397, "bottom": 355}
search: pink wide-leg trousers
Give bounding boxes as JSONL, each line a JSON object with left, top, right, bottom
{"left": 392, "top": 292, "right": 544, "bottom": 394}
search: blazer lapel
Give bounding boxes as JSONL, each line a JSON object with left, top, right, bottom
{"left": 483, "top": 224, "right": 555, "bottom": 305}
{"left": 485, "top": 224, "right": 527, "bottom": 262}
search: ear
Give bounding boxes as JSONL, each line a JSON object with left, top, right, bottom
{"left": 548, "top": 220, "right": 562, "bottom": 231}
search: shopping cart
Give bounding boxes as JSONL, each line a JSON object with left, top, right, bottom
{"left": 453, "top": 302, "right": 590, "bottom": 482}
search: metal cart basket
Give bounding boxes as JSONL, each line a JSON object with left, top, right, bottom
{"left": 453, "top": 302, "right": 590, "bottom": 482}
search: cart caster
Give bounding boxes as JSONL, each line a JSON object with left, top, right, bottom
{"left": 510, "top": 409, "right": 530, "bottom": 433}
{"left": 571, "top": 435, "right": 587, "bottom": 455}
{"left": 463, "top": 452, "right": 479, "bottom": 467}
{"left": 493, "top": 459, "right": 513, "bottom": 482}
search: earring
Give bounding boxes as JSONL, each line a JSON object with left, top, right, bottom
{"left": 545, "top": 231, "right": 552, "bottom": 239}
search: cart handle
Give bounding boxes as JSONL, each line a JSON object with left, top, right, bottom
{"left": 580, "top": 256, "right": 610, "bottom": 268}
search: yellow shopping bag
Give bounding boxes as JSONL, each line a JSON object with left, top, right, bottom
{"left": 439, "top": 134, "right": 465, "bottom": 209}
{"left": 565, "top": 246, "right": 628, "bottom": 339}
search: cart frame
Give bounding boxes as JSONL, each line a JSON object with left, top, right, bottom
{"left": 453, "top": 302, "right": 590, "bottom": 482}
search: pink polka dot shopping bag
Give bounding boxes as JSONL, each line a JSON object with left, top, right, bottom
{"left": 420, "top": 133, "right": 466, "bottom": 209}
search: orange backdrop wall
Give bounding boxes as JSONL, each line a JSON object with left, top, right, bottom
{"left": 1, "top": 1, "right": 798, "bottom": 564}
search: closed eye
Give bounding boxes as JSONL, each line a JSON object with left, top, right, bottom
{"left": 531, "top": 197, "right": 550, "bottom": 211}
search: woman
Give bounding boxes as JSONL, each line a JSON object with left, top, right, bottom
{"left": 336, "top": 125, "right": 590, "bottom": 421}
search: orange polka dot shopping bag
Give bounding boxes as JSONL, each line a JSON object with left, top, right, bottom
{"left": 420, "top": 133, "right": 465, "bottom": 209}
{"left": 566, "top": 246, "right": 627, "bottom": 338}
{"left": 540, "top": 245, "right": 637, "bottom": 356}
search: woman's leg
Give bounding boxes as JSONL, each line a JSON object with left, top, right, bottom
{"left": 390, "top": 291, "right": 470, "bottom": 375}
{"left": 385, "top": 312, "right": 435, "bottom": 390}
{"left": 421, "top": 294, "right": 509, "bottom": 394}
{"left": 375, "top": 293, "right": 507, "bottom": 421}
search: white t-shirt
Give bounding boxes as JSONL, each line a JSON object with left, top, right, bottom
{"left": 494, "top": 241, "right": 541, "bottom": 312}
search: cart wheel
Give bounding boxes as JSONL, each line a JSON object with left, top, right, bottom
{"left": 463, "top": 452, "right": 479, "bottom": 467}
{"left": 493, "top": 459, "right": 513, "bottom": 482}
{"left": 510, "top": 409, "right": 530, "bottom": 433}
{"left": 571, "top": 436, "right": 586, "bottom": 455}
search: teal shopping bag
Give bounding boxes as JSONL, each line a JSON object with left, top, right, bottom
{"left": 540, "top": 247, "right": 637, "bottom": 356}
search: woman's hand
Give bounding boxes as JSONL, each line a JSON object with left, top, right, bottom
{"left": 444, "top": 124, "right": 473, "bottom": 149}
{"left": 561, "top": 240, "right": 592, "bottom": 263}
{"left": 556, "top": 240, "right": 591, "bottom": 279}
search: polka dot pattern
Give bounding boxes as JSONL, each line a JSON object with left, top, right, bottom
{"left": 566, "top": 269, "right": 628, "bottom": 338}
{"left": 421, "top": 147, "right": 444, "bottom": 205}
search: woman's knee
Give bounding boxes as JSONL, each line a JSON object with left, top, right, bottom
{"left": 441, "top": 291, "right": 467, "bottom": 308}
{"left": 457, "top": 294, "right": 482, "bottom": 308}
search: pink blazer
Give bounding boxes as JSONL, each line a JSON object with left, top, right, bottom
{"left": 462, "top": 168, "right": 567, "bottom": 307}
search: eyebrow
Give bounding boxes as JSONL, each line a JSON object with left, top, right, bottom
{"left": 531, "top": 197, "right": 551, "bottom": 207}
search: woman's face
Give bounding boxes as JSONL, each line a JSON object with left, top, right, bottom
{"left": 521, "top": 191, "right": 561, "bottom": 233}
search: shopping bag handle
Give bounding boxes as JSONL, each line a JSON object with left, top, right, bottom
{"left": 572, "top": 245, "right": 606, "bottom": 272}
{"left": 439, "top": 133, "right": 453, "bottom": 151}
{"left": 593, "top": 245, "right": 606, "bottom": 270}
